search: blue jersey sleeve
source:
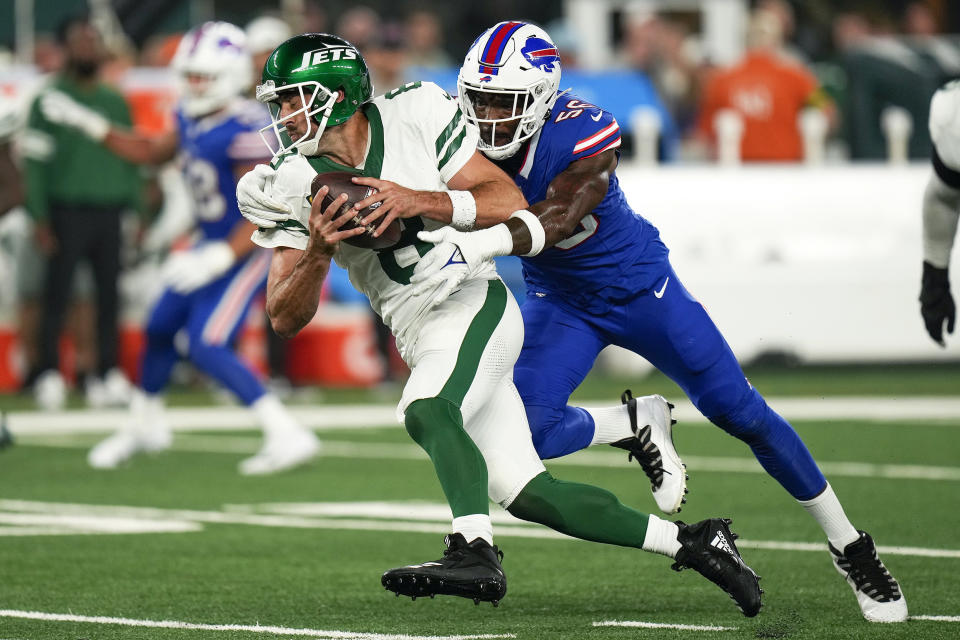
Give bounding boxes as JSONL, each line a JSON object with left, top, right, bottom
{"left": 548, "top": 96, "right": 622, "bottom": 162}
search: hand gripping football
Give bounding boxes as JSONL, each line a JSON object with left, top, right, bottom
{"left": 310, "top": 171, "right": 402, "bottom": 250}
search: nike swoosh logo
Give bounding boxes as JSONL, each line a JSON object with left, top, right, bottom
{"left": 591, "top": 111, "right": 603, "bottom": 121}
{"left": 654, "top": 277, "right": 669, "bottom": 299}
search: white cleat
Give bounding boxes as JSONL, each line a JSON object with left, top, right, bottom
{"left": 101, "top": 368, "right": 133, "bottom": 406}
{"left": 830, "top": 530, "right": 908, "bottom": 623}
{"left": 611, "top": 390, "right": 687, "bottom": 514}
{"left": 238, "top": 430, "right": 320, "bottom": 476}
{"left": 87, "top": 426, "right": 172, "bottom": 469}
{"left": 34, "top": 370, "right": 67, "bottom": 411}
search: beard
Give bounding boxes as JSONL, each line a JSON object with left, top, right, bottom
{"left": 70, "top": 59, "right": 100, "bottom": 79}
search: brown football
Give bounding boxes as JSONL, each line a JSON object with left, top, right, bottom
{"left": 309, "top": 171, "right": 402, "bottom": 250}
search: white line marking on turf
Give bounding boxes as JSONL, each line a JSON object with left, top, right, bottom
{"left": 593, "top": 620, "right": 737, "bottom": 631}
{"left": 9, "top": 395, "right": 960, "bottom": 436}
{"left": 3, "top": 499, "right": 960, "bottom": 560}
{"left": 19, "top": 434, "right": 960, "bottom": 483}
{"left": 0, "top": 610, "right": 515, "bottom": 640}
{"left": 910, "top": 615, "right": 960, "bottom": 622}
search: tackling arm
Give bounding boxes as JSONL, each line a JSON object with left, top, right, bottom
{"left": 502, "top": 150, "right": 616, "bottom": 255}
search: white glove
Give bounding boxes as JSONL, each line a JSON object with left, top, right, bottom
{"left": 409, "top": 242, "right": 472, "bottom": 307}
{"left": 40, "top": 90, "right": 110, "bottom": 141}
{"left": 162, "top": 242, "right": 235, "bottom": 293}
{"left": 236, "top": 164, "right": 293, "bottom": 228}
{"left": 414, "top": 224, "right": 513, "bottom": 276}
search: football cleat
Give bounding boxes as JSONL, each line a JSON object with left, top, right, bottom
{"left": 87, "top": 426, "right": 172, "bottom": 469}
{"left": 34, "top": 369, "right": 66, "bottom": 412}
{"left": 238, "top": 429, "right": 320, "bottom": 475}
{"left": 830, "top": 530, "right": 907, "bottom": 623}
{"left": 671, "top": 518, "right": 763, "bottom": 617}
{"left": 611, "top": 390, "right": 687, "bottom": 514}
{"left": 382, "top": 533, "right": 507, "bottom": 606}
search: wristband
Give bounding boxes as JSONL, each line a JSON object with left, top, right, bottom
{"left": 509, "top": 209, "right": 546, "bottom": 256}
{"left": 448, "top": 190, "right": 477, "bottom": 230}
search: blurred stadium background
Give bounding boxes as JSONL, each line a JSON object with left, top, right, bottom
{"left": 2, "top": 2, "right": 960, "bottom": 639}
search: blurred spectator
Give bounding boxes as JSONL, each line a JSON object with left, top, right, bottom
{"left": 404, "top": 10, "right": 453, "bottom": 69}
{"left": 0, "top": 98, "right": 23, "bottom": 216}
{"left": 903, "top": 1, "right": 939, "bottom": 36}
{"left": 139, "top": 33, "right": 182, "bottom": 68}
{"left": 335, "top": 6, "right": 381, "bottom": 54}
{"left": 21, "top": 14, "right": 139, "bottom": 409}
{"left": 838, "top": 4, "right": 952, "bottom": 160}
{"left": 245, "top": 15, "right": 292, "bottom": 78}
{"left": 367, "top": 22, "right": 408, "bottom": 92}
{"left": 697, "top": 8, "right": 835, "bottom": 162}
{"left": 33, "top": 35, "right": 64, "bottom": 73}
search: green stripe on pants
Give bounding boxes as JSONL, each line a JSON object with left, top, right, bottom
{"left": 439, "top": 279, "right": 508, "bottom": 407}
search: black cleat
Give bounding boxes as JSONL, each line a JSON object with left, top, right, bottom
{"left": 671, "top": 518, "right": 762, "bottom": 617}
{"left": 829, "top": 530, "right": 907, "bottom": 622}
{"left": 382, "top": 533, "right": 507, "bottom": 606}
{"left": 611, "top": 390, "right": 686, "bottom": 514}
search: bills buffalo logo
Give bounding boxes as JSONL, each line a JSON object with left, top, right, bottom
{"left": 480, "top": 75, "right": 493, "bottom": 83}
{"left": 521, "top": 37, "right": 560, "bottom": 72}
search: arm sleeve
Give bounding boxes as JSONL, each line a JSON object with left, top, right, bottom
{"left": 21, "top": 97, "right": 54, "bottom": 222}
{"left": 923, "top": 169, "right": 960, "bottom": 268}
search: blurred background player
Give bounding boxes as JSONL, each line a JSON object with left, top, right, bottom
{"left": 22, "top": 14, "right": 138, "bottom": 410}
{"left": 412, "top": 20, "right": 905, "bottom": 623}
{"left": 40, "top": 21, "right": 318, "bottom": 474}
{"left": 920, "top": 80, "right": 960, "bottom": 346}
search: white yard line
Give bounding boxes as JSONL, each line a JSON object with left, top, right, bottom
{"left": 593, "top": 620, "right": 737, "bottom": 631}
{"left": 6, "top": 396, "right": 960, "bottom": 436}
{"left": 18, "top": 433, "right": 960, "bottom": 483}
{"left": 910, "top": 615, "right": 960, "bottom": 622}
{"left": 0, "top": 610, "right": 514, "bottom": 640}
{"left": 2, "top": 499, "right": 959, "bottom": 559}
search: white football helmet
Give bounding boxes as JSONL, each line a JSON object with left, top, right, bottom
{"left": 171, "top": 21, "right": 253, "bottom": 118}
{"left": 458, "top": 21, "right": 562, "bottom": 160}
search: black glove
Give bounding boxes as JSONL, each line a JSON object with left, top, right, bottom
{"left": 920, "top": 261, "right": 955, "bottom": 346}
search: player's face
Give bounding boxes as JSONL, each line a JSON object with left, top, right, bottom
{"left": 276, "top": 91, "right": 310, "bottom": 142}
{"left": 467, "top": 90, "right": 521, "bottom": 146}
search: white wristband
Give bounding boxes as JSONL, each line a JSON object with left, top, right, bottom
{"left": 448, "top": 190, "right": 477, "bottom": 230}
{"left": 509, "top": 209, "right": 545, "bottom": 256}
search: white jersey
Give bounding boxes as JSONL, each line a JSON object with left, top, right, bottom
{"left": 930, "top": 80, "right": 960, "bottom": 174}
{"left": 252, "top": 81, "right": 496, "bottom": 353}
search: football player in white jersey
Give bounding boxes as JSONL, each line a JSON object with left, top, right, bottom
{"left": 238, "top": 33, "right": 762, "bottom": 613}
{"left": 921, "top": 80, "right": 960, "bottom": 346}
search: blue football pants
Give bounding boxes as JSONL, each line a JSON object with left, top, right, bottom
{"left": 514, "top": 261, "right": 827, "bottom": 501}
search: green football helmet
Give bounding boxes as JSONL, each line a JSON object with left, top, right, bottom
{"left": 256, "top": 33, "right": 373, "bottom": 156}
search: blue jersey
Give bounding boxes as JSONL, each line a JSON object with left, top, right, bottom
{"left": 508, "top": 93, "right": 668, "bottom": 313}
{"left": 175, "top": 100, "right": 271, "bottom": 241}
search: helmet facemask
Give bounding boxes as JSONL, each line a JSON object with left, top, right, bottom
{"left": 257, "top": 79, "right": 338, "bottom": 156}
{"left": 458, "top": 76, "right": 556, "bottom": 160}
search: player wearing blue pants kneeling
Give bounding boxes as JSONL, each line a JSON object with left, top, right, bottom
{"left": 410, "top": 21, "right": 906, "bottom": 623}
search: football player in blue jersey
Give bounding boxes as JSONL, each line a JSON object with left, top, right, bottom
{"left": 41, "top": 21, "right": 319, "bottom": 475}
{"left": 404, "top": 21, "right": 906, "bottom": 623}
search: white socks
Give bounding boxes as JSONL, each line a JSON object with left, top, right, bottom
{"left": 587, "top": 404, "right": 634, "bottom": 445}
{"left": 452, "top": 514, "right": 494, "bottom": 546}
{"left": 587, "top": 395, "right": 663, "bottom": 445}
{"left": 642, "top": 514, "right": 682, "bottom": 558}
{"left": 252, "top": 393, "right": 304, "bottom": 440}
{"left": 799, "top": 483, "right": 860, "bottom": 549}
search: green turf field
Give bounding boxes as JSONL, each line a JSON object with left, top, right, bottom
{"left": 1, "top": 366, "right": 959, "bottom": 640}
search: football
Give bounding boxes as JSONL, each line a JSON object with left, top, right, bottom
{"left": 309, "top": 171, "right": 402, "bottom": 250}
